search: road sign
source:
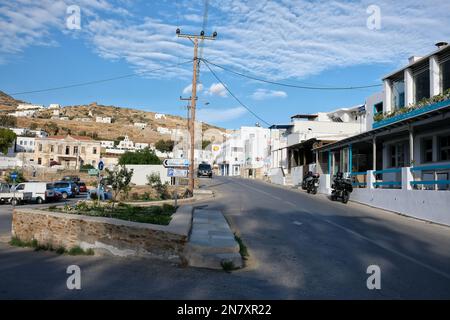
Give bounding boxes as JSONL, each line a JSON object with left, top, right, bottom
{"left": 167, "top": 168, "right": 188, "bottom": 177}
{"left": 88, "top": 169, "right": 99, "bottom": 176}
{"left": 163, "top": 158, "right": 189, "bottom": 168}
{"left": 98, "top": 160, "right": 104, "bottom": 171}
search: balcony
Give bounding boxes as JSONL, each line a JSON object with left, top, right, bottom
{"left": 373, "top": 93, "right": 450, "bottom": 129}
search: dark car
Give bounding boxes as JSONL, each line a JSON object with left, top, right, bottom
{"left": 197, "top": 163, "right": 212, "bottom": 178}
{"left": 77, "top": 182, "right": 87, "bottom": 193}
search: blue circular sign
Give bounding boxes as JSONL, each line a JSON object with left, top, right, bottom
{"left": 98, "top": 160, "right": 104, "bottom": 171}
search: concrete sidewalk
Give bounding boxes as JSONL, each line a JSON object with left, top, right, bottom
{"left": 184, "top": 209, "right": 243, "bottom": 270}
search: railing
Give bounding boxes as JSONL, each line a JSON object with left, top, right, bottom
{"left": 410, "top": 164, "right": 450, "bottom": 190}
{"left": 349, "top": 171, "right": 367, "bottom": 187}
{"left": 373, "top": 168, "right": 402, "bottom": 188}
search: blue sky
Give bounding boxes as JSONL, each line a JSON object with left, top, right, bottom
{"left": 1, "top": 0, "right": 449, "bottom": 129}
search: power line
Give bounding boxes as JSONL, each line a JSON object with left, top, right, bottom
{"left": 8, "top": 60, "right": 192, "bottom": 96}
{"left": 202, "top": 59, "right": 272, "bottom": 127}
{"left": 201, "top": 58, "right": 382, "bottom": 90}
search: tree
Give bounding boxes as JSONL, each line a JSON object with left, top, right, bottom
{"left": 104, "top": 165, "right": 134, "bottom": 204}
{"left": 146, "top": 173, "right": 170, "bottom": 200}
{"left": 0, "top": 128, "right": 16, "bottom": 155}
{"left": 155, "top": 139, "right": 174, "bottom": 155}
{"left": 0, "top": 115, "right": 17, "bottom": 128}
{"left": 118, "top": 148, "right": 162, "bottom": 165}
{"left": 5, "top": 169, "right": 26, "bottom": 184}
{"left": 202, "top": 140, "right": 212, "bottom": 150}
{"left": 43, "top": 122, "right": 59, "bottom": 135}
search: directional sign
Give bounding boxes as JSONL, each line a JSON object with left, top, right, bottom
{"left": 163, "top": 158, "right": 189, "bottom": 168}
{"left": 98, "top": 160, "right": 105, "bottom": 171}
{"left": 167, "top": 168, "right": 188, "bottom": 177}
{"left": 88, "top": 169, "right": 99, "bottom": 176}
{"left": 10, "top": 172, "right": 18, "bottom": 181}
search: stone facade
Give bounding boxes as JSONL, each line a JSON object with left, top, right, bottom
{"left": 12, "top": 206, "right": 192, "bottom": 260}
{"left": 34, "top": 135, "right": 101, "bottom": 169}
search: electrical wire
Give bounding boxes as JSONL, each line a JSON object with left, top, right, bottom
{"left": 201, "top": 58, "right": 382, "bottom": 90}
{"left": 9, "top": 60, "right": 193, "bottom": 96}
{"left": 202, "top": 59, "right": 272, "bottom": 127}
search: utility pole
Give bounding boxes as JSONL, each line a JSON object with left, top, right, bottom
{"left": 177, "top": 28, "right": 217, "bottom": 195}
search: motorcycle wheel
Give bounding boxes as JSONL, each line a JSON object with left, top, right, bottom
{"left": 307, "top": 188, "right": 310, "bottom": 194}
{"left": 342, "top": 191, "right": 349, "bottom": 204}
{"left": 312, "top": 187, "right": 317, "bottom": 195}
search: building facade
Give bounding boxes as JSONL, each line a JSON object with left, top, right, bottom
{"left": 34, "top": 135, "right": 101, "bottom": 169}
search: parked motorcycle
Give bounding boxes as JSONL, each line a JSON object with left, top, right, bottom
{"left": 331, "top": 172, "right": 353, "bottom": 204}
{"left": 302, "top": 171, "right": 320, "bottom": 195}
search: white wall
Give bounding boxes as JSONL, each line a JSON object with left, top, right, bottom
{"left": 269, "top": 167, "right": 285, "bottom": 185}
{"left": 124, "top": 165, "right": 171, "bottom": 186}
{"left": 351, "top": 188, "right": 450, "bottom": 226}
{"left": 291, "top": 166, "right": 303, "bottom": 186}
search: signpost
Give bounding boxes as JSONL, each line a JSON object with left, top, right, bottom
{"left": 97, "top": 159, "right": 104, "bottom": 205}
{"left": 164, "top": 159, "right": 189, "bottom": 207}
{"left": 10, "top": 172, "right": 17, "bottom": 208}
{"left": 163, "top": 158, "right": 189, "bottom": 168}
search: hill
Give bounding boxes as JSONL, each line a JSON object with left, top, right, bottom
{"left": 13, "top": 101, "right": 225, "bottom": 145}
{"left": 0, "top": 91, "right": 26, "bottom": 111}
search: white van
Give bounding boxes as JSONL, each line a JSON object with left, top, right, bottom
{"left": 13, "top": 182, "right": 55, "bottom": 204}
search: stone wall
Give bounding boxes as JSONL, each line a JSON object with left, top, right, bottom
{"left": 11, "top": 205, "right": 193, "bottom": 260}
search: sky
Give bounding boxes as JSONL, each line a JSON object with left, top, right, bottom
{"left": 0, "top": 0, "right": 449, "bottom": 129}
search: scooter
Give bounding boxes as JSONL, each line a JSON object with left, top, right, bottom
{"left": 302, "top": 171, "right": 320, "bottom": 195}
{"left": 331, "top": 172, "right": 353, "bottom": 204}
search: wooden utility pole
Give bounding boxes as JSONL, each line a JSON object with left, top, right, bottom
{"left": 177, "top": 29, "right": 217, "bottom": 195}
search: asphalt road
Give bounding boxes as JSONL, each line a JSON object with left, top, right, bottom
{"left": 0, "top": 177, "right": 449, "bottom": 299}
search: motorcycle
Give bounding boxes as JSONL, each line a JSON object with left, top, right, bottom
{"left": 331, "top": 172, "right": 353, "bottom": 204}
{"left": 302, "top": 171, "right": 320, "bottom": 195}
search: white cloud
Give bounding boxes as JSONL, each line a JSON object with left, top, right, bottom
{"left": 2, "top": 0, "right": 450, "bottom": 82}
{"left": 251, "top": 89, "right": 287, "bottom": 100}
{"left": 197, "top": 106, "right": 246, "bottom": 123}
{"left": 205, "top": 83, "right": 227, "bottom": 97}
{"left": 182, "top": 83, "right": 203, "bottom": 95}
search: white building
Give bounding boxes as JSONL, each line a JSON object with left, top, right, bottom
{"left": 96, "top": 116, "right": 112, "bottom": 124}
{"left": 15, "top": 137, "right": 36, "bottom": 153}
{"left": 134, "top": 122, "right": 147, "bottom": 130}
{"left": 17, "top": 104, "right": 44, "bottom": 110}
{"left": 155, "top": 113, "right": 166, "bottom": 120}
{"left": 216, "top": 131, "right": 244, "bottom": 176}
{"left": 9, "top": 128, "right": 48, "bottom": 138}
{"left": 135, "top": 142, "right": 149, "bottom": 150}
{"left": 117, "top": 135, "right": 134, "bottom": 150}
{"left": 100, "top": 140, "right": 115, "bottom": 148}
{"left": 157, "top": 127, "right": 172, "bottom": 135}
{"left": 48, "top": 104, "right": 61, "bottom": 109}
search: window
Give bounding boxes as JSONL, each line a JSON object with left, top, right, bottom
{"left": 390, "top": 143, "right": 406, "bottom": 167}
{"left": 442, "top": 59, "right": 450, "bottom": 92}
{"left": 414, "top": 70, "right": 430, "bottom": 103}
{"left": 65, "top": 146, "right": 70, "bottom": 155}
{"left": 93, "top": 147, "right": 97, "bottom": 155}
{"left": 50, "top": 145, "right": 54, "bottom": 153}
{"left": 57, "top": 145, "right": 63, "bottom": 154}
{"left": 81, "top": 146, "right": 85, "bottom": 154}
{"left": 422, "top": 138, "right": 433, "bottom": 163}
{"left": 438, "top": 135, "right": 450, "bottom": 161}
{"left": 38, "top": 158, "right": 42, "bottom": 165}
{"left": 38, "top": 144, "right": 42, "bottom": 152}
{"left": 15, "top": 184, "right": 24, "bottom": 191}
{"left": 392, "top": 80, "right": 405, "bottom": 109}
{"left": 19, "top": 140, "right": 23, "bottom": 145}
{"left": 73, "top": 146, "right": 78, "bottom": 155}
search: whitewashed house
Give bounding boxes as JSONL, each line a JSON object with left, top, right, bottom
{"left": 96, "top": 116, "right": 112, "bottom": 124}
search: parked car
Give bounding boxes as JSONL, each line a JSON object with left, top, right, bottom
{"left": 77, "top": 182, "right": 87, "bottom": 193}
{"left": 197, "top": 163, "right": 213, "bottom": 178}
{"left": 12, "top": 182, "right": 56, "bottom": 204}
{"left": 0, "top": 182, "right": 33, "bottom": 205}
{"left": 62, "top": 175, "right": 80, "bottom": 183}
{"left": 53, "top": 181, "right": 78, "bottom": 199}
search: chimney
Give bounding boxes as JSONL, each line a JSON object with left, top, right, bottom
{"left": 408, "top": 56, "right": 423, "bottom": 64}
{"left": 435, "top": 41, "right": 449, "bottom": 49}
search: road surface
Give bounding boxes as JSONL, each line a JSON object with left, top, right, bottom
{"left": 0, "top": 177, "right": 449, "bottom": 299}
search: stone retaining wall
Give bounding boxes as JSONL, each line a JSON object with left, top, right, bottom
{"left": 11, "top": 205, "right": 193, "bottom": 260}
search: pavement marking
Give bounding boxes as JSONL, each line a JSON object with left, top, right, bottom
{"left": 231, "top": 178, "right": 450, "bottom": 282}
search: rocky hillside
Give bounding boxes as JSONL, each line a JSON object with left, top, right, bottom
{"left": 0, "top": 91, "right": 26, "bottom": 111}
{"left": 12, "top": 101, "right": 224, "bottom": 145}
